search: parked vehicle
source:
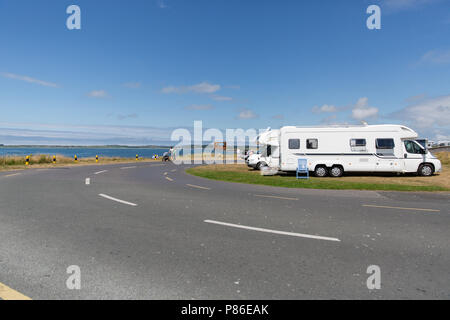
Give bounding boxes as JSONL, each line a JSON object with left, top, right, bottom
{"left": 246, "top": 153, "right": 262, "bottom": 169}
{"left": 162, "top": 152, "right": 170, "bottom": 162}
{"left": 257, "top": 124, "right": 442, "bottom": 177}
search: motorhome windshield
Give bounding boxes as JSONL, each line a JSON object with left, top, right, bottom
{"left": 261, "top": 145, "right": 272, "bottom": 157}
{"left": 405, "top": 140, "right": 426, "bottom": 154}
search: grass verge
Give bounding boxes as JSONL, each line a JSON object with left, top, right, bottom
{"left": 0, "top": 155, "right": 161, "bottom": 171}
{"left": 186, "top": 152, "right": 450, "bottom": 192}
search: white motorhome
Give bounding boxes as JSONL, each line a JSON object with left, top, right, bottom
{"left": 257, "top": 124, "right": 442, "bottom": 177}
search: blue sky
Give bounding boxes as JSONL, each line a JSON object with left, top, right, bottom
{"left": 0, "top": 0, "right": 449, "bottom": 145}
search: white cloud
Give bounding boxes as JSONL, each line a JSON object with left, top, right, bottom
{"left": 405, "top": 93, "right": 427, "bottom": 103}
{"left": 351, "top": 97, "right": 379, "bottom": 120}
{"left": 162, "top": 82, "right": 221, "bottom": 94}
{"left": 382, "top": 0, "right": 442, "bottom": 12}
{"left": 185, "top": 104, "right": 214, "bottom": 111}
{"left": 87, "top": 90, "right": 108, "bottom": 98}
{"left": 237, "top": 109, "right": 259, "bottom": 119}
{"left": 312, "top": 104, "right": 338, "bottom": 113}
{"left": 157, "top": 0, "right": 168, "bottom": 8}
{"left": 391, "top": 94, "right": 450, "bottom": 129}
{"left": 1, "top": 72, "right": 59, "bottom": 88}
{"left": 420, "top": 49, "right": 450, "bottom": 64}
{"left": 0, "top": 122, "right": 177, "bottom": 146}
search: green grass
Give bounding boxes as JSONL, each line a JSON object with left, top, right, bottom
{"left": 186, "top": 167, "right": 449, "bottom": 192}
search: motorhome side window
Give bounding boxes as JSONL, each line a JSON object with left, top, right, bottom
{"left": 350, "top": 139, "right": 366, "bottom": 147}
{"left": 376, "top": 138, "right": 395, "bottom": 149}
{"left": 306, "top": 139, "right": 318, "bottom": 149}
{"left": 376, "top": 138, "right": 395, "bottom": 156}
{"left": 288, "top": 139, "right": 300, "bottom": 149}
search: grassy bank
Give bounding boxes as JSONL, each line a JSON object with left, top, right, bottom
{"left": 186, "top": 152, "right": 450, "bottom": 192}
{"left": 0, "top": 155, "right": 159, "bottom": 171}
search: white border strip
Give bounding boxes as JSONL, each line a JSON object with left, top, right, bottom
{"left": 187, "top": 184, "right": 211, "bottom": 190}
{"left": 98, "top": 193, "right": 137, "bottom": 206}
{"left": 204, "top": 220, "right": 341, "bottom": 242}
{"left": 3, "top": 173, "right": 22, "bottom": 178}
{"left": 254, "top": 194, "right": 298, "bottom": 201}
{"left": 363, "top": 204, "right": 440, "bottom": 212}
{"left": 94, "top": 170, "right": 108, "bottom": 175}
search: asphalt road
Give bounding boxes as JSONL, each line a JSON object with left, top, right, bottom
{"left": 0, "top": 162, "right": 449, "bottom": 299}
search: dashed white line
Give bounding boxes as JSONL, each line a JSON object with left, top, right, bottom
{"left": 164, "top": 172, "right": 168, "bottom": 175}
{"left": 3, "top": 173, "right": 21, "bottom": 178}
{"left": 204, "top": 220, "right": 341, "bottom": 242}
{"left": 98, "top": 194, "right": 137, "bottom": 207}
{"left": 363, "top": 204, "right": 440, "bottom": 213}
{"left": 171, "top": 169, "right": 177, "bottom": 172}
{"left": 120, "top": 166, "right": 137, "bottom": 170}
{"left": 186, "top": 184, "right": 211, "bottom": 190}
{"left": 85, "top": 178, "right": 91, "bottom": 185}
{"left": 94, "top": 170, "right": 108, "bottom": 175}
{"left": 165, "top": 177, "right": 174, "bottom": 182}
{"left": 254, "top": 194, "right": 298, "bottom": 201}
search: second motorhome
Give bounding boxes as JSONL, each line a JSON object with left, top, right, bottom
{"left": 252, "top": 124, "right": 442, "bottom": 177}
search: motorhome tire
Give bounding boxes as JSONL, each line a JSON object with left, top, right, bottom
{"left": 256, "top": 162, "right": 267, "bottom": 170}
{"left": 418, "top": 164, "right": 434, "bottom": 177}
{"left": 330, "top": 166, "right": 344, "bottom": 177}
{"left": 314, "top": 166, "right": 328, "bottom": 177}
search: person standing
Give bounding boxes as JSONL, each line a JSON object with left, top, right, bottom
{"left": 169, "top": 147, "right": 176, "bottom": 161}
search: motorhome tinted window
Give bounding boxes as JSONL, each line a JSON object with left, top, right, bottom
{"left": 350, "top": 139, "right": 366, "bottom": 147}
{"left": 376, "top": 139, "right": 395, "bottom": 149}
{"left": 288, "top": 139, "right": 300, "bottom": 149}
{"left": 306, "top": 139, "right": 318, "bottom": 149}
{"left": 405, "top": 140, "right": 423, "bottom": 154}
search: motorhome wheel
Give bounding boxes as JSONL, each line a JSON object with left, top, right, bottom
{"left": 314, "top": 166, "right": 328, "bottom": 177}
{"left": 418, "top": 164, "right": 433, "bottom": 177}
{"left": 330, "top": 166, "right": 344, "bottom": 177}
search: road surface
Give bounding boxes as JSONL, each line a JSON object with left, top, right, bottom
{"left": 0, "top": 162, "right": 449, "bottom": 299}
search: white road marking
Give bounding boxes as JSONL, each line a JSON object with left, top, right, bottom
{"left": 363, "top": 204, "right": 440, "bottom": 213}
{"left": 85, "top": 178, "right": 90, "bottom": 185}
{"left": 3, "top": 173, "right": 21, "bottom": 178}
{"left": 171, "top": 169, "right": 177, "bottom": 172}
{"left": 98, "top": 194, "right": 137, "bottom": 207}
{"left": 204, "top": 220, "right": 341, "bottom": 242}
{"left": 254, "top": 194, "right": 298, "bottom": 201}
{"left": 164, "top": 172, "right": 168, "bottom": 175}
{"left": 120, "top": 166, "right": 137, "bottom": 170}
{"left": 165, "top": 177, "right": 174, "bottom": 182}
{"left": 94, "top": 170, "right": 108, "bottom": 175}
{"left": 186, "top": 184, "right": 211, "bottom": 190}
